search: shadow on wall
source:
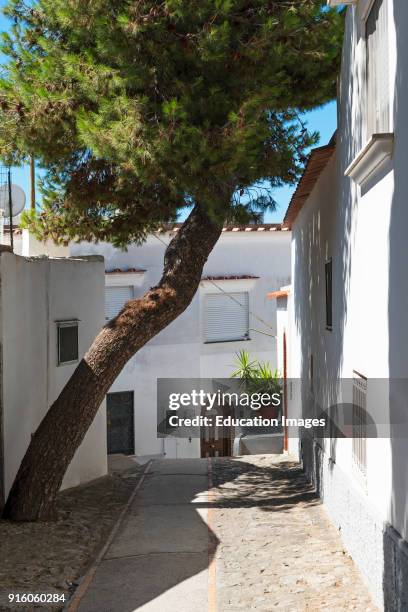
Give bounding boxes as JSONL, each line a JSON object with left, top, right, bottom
{"left": 293, "top": 6, "right": 360, "bottom": 495}
{"left": 386, "top": 2, "right": 408, "bottom": 609}
{"left": 293, "top": 5, "right": 408, "bottom": 608}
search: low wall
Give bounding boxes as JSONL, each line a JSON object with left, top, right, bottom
{"left": 0, "top": 252, "right": 107, "bottom": 505}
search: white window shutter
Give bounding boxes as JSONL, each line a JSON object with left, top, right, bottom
{"left": 105, "top": 286, "right": 133, "bottom": 320}
{"left": 377, "top": 0, "right": 389, "bottom": 132}
{"left": 205, "top": 292, "right": 249, "bottom": 342}
{"left": 366, "top": 0, "right": 389, "bottom": 136}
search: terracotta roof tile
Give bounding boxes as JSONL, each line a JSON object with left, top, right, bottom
{"left": 105, "top": 267, "right": 146, "bottom": 274}
{"left": 201, "top": 275, "right": 259, "bottom": 281}
{"left": 283, "top": 142, "right": 336, "bottom": 229}
{"left": 267, "top": 290, "right": 290, "bottom": 299}
{"left": 156, "top": 223, "right": 284, "bottom": 233}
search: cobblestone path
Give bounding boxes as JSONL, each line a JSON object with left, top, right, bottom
{"left": 211, "top": 455, "right": 377, "bottom": 611}
{"left": 75, "top": 455, "right": 377, "bottom": 612}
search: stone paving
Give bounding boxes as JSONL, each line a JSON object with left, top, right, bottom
{"left": 212, "top": 455, "right": 377, "bottom": 611}
{"left": 75, "top": 454, "right": 377, "bottom": 611}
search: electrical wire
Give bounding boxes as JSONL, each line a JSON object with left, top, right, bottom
{"left": 152, "top": 231, "right": 277, "bottom": 338}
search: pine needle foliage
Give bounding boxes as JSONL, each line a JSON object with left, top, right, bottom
{"left": 0, "top": 0, "right": 343, "bottom": 246}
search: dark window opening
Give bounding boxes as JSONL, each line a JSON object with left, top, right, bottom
{"left": 107, "top": 391, "right": 135, "bottom": 455}
{"left": 325, "top": 259, "right": 333, "bottom": 330}
{"left": 57, "top": 321, "right": 79, "bottom": 365}
{"left": 310, "top": 353, "right": 314, "bottom": 395}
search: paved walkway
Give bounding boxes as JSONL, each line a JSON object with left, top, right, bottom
{"left": 75, "top": 455, "right": 377, "bottom": 611}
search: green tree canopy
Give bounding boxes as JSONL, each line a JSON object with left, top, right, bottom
{"left": 0, "top": 0, "right": 345, "bottom": 523}
{"left": 0, "top": 0, "right": 342, "bottom": 245}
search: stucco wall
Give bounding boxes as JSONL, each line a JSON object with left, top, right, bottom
{"left": 21, "top": 229, "right": 70, "bottom": 258}
{"left": 72, "top": 230, "right": 291, "bottom": 458}
{"left": 288, "top": 2, "right": 408, "bottom": 607}
{"left": 0, "top": 252, "right": 107, "bottom": 502}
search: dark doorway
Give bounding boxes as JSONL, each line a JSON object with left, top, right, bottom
{"left": 107, "top": 391, "right": 135, "bottom": 455}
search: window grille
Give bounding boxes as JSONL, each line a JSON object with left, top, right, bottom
{"left": 352, "top": 372, "right": 368, "bottom": 476}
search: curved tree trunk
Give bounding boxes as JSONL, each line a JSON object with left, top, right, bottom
{"left": 3, "top": 204, "right": 224, "bottom": 521}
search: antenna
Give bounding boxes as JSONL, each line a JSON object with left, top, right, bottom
{"left": 0, "top": 184, "right": 26, "bottom": 218}
{"left": 0, "top": 166, "right": 27, "bottom": 252}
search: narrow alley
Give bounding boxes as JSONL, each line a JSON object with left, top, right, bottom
{"left": 72, "top": 456, "right": 376, "bottom": 612}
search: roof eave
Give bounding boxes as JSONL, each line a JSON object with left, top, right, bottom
{"left": 283, "top": 143, "right": 336, "bottom": 230}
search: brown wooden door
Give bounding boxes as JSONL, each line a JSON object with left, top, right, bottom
{"left": 200, "top": 407, "right": 232, "bottom": 458}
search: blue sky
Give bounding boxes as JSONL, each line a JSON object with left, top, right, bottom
{"left": 266, "top": 102, "right": 337, "bottom": 222}
{"left": 0, "top": 3, "right": 337, "bottom": 223}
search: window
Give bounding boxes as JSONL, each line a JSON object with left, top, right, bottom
{"left": 329, "top": 404, "right": 339, "bottom": 462}
{"left": 366, "top": 0, "right": 389, "bottom": 138}
{"left": 57, "top": 321, "right": 79, "bottom": 365}
{"left": 352, "top": 372, "right": 368, "bottom": 477}
{"left": 204, "top": 292, "right": 249, "bottom": 343}
{"left": 325, "top": 259, "right": 333, "bottom": 330}
{"left": 310, "top": 354, "right": 314, "bottom": 396}
{"left": 105, "top": 286, "right": 133, "bottom": 320}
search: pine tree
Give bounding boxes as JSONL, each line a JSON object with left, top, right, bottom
{"left": 0, "top": 0, "right": 343, "bottom": 520}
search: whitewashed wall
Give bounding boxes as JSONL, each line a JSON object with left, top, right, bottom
{"left": 21, "top": 229, "right": 70, "bottom": 258}
{"left": 0, "top": 252, "right": 107, "bottom": 502}
{"left": 72, "top": 230, "right": 291, "bottom": 458}
{"left": 288, "top": 1, "right": 408, "bottom": 606}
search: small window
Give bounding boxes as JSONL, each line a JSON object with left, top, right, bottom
{"left": 310, "top": 354, "right": 314, "bottom": 396}
{"left": 205, "top": 292, "right": 249, "bottom": 343}
{"left": 366, "top": 0, "right": 389, "bottom": 137}
{"left": 57, "top": 321, "right": 79, "bottom": 365}
{"left": 352, "top": 372, "right": 368, "bottom": 477}
{"left": 325, "top": 259, "right": 333, "bottom": 330}
{"left": 105, "top": 286, "right": 133, "bottom": 320}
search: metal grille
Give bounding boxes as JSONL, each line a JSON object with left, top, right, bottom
{"left": 352, "top": 373, "right": 368, "bottom": 476}
{"left": 366, "top": 0, "right": 389, "bottom": 137}
{"left": 0, "top": 167, "right": 10, "bottom": 214}
{"left": 0, "top": 166, "right": 13, "bottom": 247}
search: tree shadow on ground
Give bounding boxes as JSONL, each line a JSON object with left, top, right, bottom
{"left": 208, "top": 456, "right": 319, "bottom": 512}
{"left": 76, "top": 455, "right": 317, "bottom": 612}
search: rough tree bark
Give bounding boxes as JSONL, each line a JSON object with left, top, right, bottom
{"left": 3, "top": 203, "right": 225, "bottom": 521}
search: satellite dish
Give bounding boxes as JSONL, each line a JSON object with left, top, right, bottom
{"left": 0, "top": 184, "right": 26, "bottom": 217}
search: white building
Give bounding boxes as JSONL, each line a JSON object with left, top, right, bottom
{"left": 283, "top": 0, "right": 408, "bottom": 607}
{"left": 0, "top": 249, "right": 107, "bottom": 506}
{"left": 71, "top": 224, "right": 291, "bottom": 460}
